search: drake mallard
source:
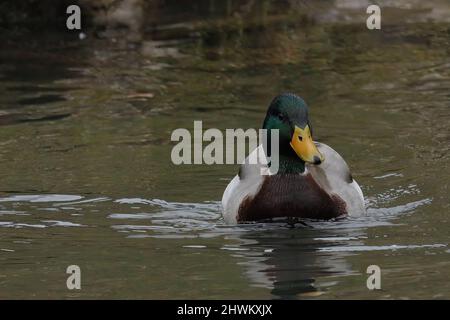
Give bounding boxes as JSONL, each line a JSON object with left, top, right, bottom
{"left": 222, "top": 93, "right": 366, "bottom": 224}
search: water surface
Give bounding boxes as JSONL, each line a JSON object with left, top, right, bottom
{"left": 0, "top": 0, "right": 449, "bottom": 299}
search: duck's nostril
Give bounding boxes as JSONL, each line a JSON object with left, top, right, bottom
{"left": 313, "top": 156, "right": 322, "bottom": 165}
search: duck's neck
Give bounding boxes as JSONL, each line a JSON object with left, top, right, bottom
{"left": 276, "top": 150, "right": 306, "bottom": 174}
{"left": 264, "top": 133, "right": 306, "bottom": 174}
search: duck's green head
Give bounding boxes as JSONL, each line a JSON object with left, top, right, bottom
{"left": 263, "top": 93, "right": 324, "bottom": 166}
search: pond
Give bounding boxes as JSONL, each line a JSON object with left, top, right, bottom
{"left": 0, "top": 0, "right": 449, "bottom": 299}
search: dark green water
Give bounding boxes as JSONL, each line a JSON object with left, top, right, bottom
{"left": 0, "top": 1, "right": 449, "bottom": 299}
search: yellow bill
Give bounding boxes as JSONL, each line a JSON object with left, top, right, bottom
{"left": 290, "top": 125, "right": 324, "bottom": 164}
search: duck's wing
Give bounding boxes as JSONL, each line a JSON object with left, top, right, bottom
{"left": 221, "top": 145, "right": 268, "bottom": 224}
{"left": 307, "top": 142, "right": 366, "bottom": 216}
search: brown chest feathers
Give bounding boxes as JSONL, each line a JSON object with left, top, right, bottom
{"left": 237, "top": 173, "right": 347, "bottom": 222}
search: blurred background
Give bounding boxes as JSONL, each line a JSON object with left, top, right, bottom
{"left": 0, "top": 0, "right": 449, "bottom": 299}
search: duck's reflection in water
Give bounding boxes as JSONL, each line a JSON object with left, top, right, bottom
{"left": 227, "top": 225, "right": 364, "bottom": 299}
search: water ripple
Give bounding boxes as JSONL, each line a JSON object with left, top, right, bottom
{"left": 0, "top": 193, "right": 437, "bottom": 249}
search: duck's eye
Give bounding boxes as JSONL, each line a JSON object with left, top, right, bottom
{"left": 278, "top": 113, "right": 284, "bottom": 120}
{"left": 298, "top": 135, "right": 303, "bottom": 141}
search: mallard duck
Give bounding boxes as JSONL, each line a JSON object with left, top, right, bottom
{"left": 222, "top": 93, "right": 365, "bottom": 224}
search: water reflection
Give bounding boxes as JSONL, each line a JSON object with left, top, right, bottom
{"left": 226, "top": 229, "right": 357, "bottom": 299}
